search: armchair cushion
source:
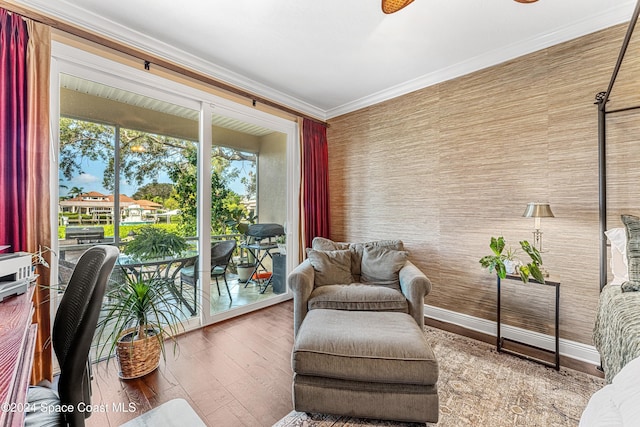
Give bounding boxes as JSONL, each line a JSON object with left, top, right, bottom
{"left": 360, "top": 245, "right": 408, "bottom": 290}
{"left": 307, "top": 249, "right": 353, "bottom": 286}
{"left": 308, "top": 284, "right": 409, "bottom": 312}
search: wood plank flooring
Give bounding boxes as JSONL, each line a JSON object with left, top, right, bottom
{"left": 87, "top": 301, "right": 295, "bottom": 427}
{"left": 86, "top": 301, "right": 602, "bottom": 427}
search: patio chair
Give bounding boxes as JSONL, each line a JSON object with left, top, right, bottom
{"left": 180, "top": 240, "right": 236, "bottom": 302}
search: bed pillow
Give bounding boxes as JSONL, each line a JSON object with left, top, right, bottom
{"left": 605, "top": 227, "right": 628, "bottom": 286}
{"left": 621, "top": 215, "right": 640, "bottom": 292}
{"left": 307, "top": 249, "right": 353, "bottom": 286}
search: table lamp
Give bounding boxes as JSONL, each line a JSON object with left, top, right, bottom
{"left": 522, "top": 202, "right": 554, "bottom": 252}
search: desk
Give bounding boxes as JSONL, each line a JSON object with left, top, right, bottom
{"left": 240, "top": 242, "right": 277, "bottom": 293}
{"left": 0, "top": 286, "right": 37, "bottom": 427}
{"left": 497, "top": 274, "right": 560, "bottom": 370}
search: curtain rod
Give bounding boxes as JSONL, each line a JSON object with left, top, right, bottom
{"left": 0, "top": 1, "right": 326, "bottom": 126}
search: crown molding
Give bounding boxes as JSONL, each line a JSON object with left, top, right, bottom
{"left": 11, "top": 0, "right": 637, "bottom": 121}
{"left": 326, "top": 1, "right": 637, "bottom": 119}
{"left": 13, "top": 0, "right": 327, "bottom": 120}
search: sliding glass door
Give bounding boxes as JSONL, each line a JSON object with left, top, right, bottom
{"left": 51, "top": 42, "right": 299, "bottom": 338}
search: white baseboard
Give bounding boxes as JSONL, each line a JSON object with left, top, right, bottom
{"left": 425, "top": 304, "right": 601, "bottom": 366}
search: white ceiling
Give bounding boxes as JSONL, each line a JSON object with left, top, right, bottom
{"left": 13, "top": 0, "right": 638, "bottom": 120}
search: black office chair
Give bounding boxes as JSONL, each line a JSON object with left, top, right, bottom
{"left": 180, "top": 240, "right": 237, "bottom": 302}
{"left": 26, "top": 245, "right": 119, "bottom": 427}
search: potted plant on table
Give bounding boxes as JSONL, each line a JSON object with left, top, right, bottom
{"left": 479, "top": 236, "right": 545, "bottom": 284}
{"left": 123, "top": 226, "right": 188, "bottom": 261}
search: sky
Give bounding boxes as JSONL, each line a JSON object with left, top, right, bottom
{"left": 59, "top": 158, "right": 250, "bottom": 199}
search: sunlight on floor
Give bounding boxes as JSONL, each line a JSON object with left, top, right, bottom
{"left": 209, "top": 274, "right": 277, "bottom": 314}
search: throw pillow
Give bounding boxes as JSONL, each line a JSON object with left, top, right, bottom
{"left": 604, "top": 227, "right": 629, "bottom": 286}
{"left": 311, "top": 237, "right": 350, "bottom": 251}
{"left": 307, "top": 249, "right": 353, "bottom": 286}
{"left": 605, "top": 227, "right": 628, "bottom": 286}
{"left": 621, "top": 215, "right": 640, "bottom": 292}
{"left": 360, "top": 246, "right": 408, "bottom": 290}
{"left": 351, "top": 240, "right": 405, "bottom": 276}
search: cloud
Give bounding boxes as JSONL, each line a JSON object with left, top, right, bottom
{"left": 74, "top": 173, "right": 100, "bottom": 184}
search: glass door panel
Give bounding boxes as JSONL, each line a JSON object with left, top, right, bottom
{"left": 57, "top": 74, "right": 201, "bottom": 363}
{"left": 208, "top": 113, "right": 287, "bottom": 317}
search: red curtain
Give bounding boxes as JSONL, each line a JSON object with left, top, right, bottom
{"left": 0, "top": 9, "right": 28, "bottom": 250}
{"left": 301, "top": 119, "right": 330, "bottom": 250}
{"left": 0, "top": 8, "right": 52, "bottom": 383}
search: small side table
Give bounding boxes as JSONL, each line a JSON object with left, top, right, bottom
{"left": 496, "top": 274, "right": 560, "bottom": 370}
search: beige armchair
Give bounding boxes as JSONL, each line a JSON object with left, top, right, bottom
{"left": 288, "top": 237, "right": 432, "bottom": 335}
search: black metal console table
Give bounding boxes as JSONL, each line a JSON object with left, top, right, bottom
{"left": 496, "top": 274, "right": 560, "bottom": 370}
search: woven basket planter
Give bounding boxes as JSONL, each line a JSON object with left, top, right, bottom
{"left": 116, "top": 327, "right": 161, "bottom": 379}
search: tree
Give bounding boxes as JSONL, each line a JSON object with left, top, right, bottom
{"left": 59, "top": 118, "right": 256, "bottom": 235}
{"left": 241, "top": 170, "right": 257, "bottom": 200}
{"left": 68, "top": 186, "right": 85, "bottom": 198}
{"left": 59, "top": 118, "right": 256, "bottom": 193}
{"left": 132, "top": 183, "right": 174, "bottom": 202}
{"left": 168, "top": 147, "right": 249, "bottom": 236}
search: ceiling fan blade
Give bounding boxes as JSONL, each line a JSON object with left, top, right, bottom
{"left": 382, "top": 0, "right": 415, "bottom": 14}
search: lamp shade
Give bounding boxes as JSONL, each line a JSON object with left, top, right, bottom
{"left": 522, "top": 202, "right": 554, "bottom": 218}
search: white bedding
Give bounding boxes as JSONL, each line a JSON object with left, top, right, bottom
{"left": 579, "top": 355, "right": 640, "bottom": 426}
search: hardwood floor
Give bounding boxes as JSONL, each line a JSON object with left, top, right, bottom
{"left": 86, "top": 302, "right": 603, "bottom": 427}
{"left": 87, "top": 301, "right": 295, "bottom": 427}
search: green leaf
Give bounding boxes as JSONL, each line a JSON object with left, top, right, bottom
{"left": 519, "top": 265, "right": 530, "bottom": 283}
{"left": 490, "top": 236, "right": 505, "bottom": 256}
{"left": 480, "top": 236, "right": 508, "bottom": 279}
{"left": 519, "top": 240, "right": 543, "bottom": 265}
{"left": 495, "top": 262, "right": 507, "bottom": 279}
{"left": 479, "top": 255, "right": 495, "bottom": 268}
{"left": 529, "top": 263, "right": 546, "bottom": 284}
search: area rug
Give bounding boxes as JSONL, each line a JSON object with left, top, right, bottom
{"left": 273, "top": 326, "right": 605, "bottom": 427}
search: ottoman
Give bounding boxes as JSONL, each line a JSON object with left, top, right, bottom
{"left": 292, "top": 309, "right": 439, "bottom": 423}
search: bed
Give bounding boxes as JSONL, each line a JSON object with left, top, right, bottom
{"left": 582, "top": 1, "right": 640, "bottom": 424}
{"left": 584, "top": 225, "right": 640, "bottom": 425}
{"left": 593, "top": 283, "right": 640, "bottom": 383}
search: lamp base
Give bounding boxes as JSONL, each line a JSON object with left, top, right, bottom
{"left": 532, "top": 230, "right": 544, "bottom": 253}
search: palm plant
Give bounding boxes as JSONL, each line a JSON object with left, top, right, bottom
{"left": 95, "top": 269, "right": 191, "bottom": 378}
{"left": 123, "top": 226, "right": 188, "bottom": 261}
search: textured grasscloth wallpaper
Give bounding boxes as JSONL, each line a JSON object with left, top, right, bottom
{"left": 327, "top": 23, "right": 640, "bottom": 346}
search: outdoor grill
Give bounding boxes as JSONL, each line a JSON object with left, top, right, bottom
{"left": 65, "top": 226, "right": 105, "bottom": 243}
{"left": 246, "top": 223, "right": 284, "bottom": 242}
